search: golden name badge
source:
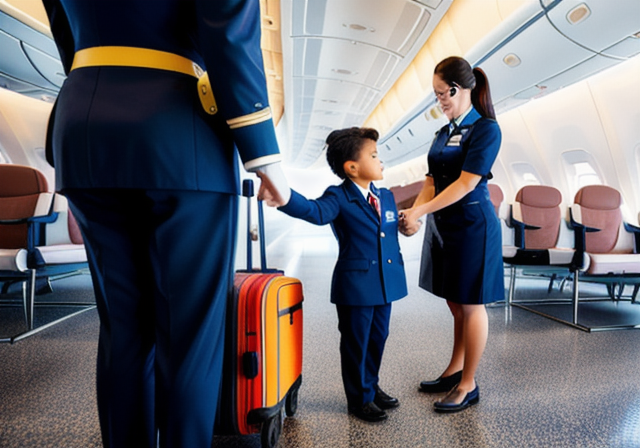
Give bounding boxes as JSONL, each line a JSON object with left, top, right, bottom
{"left": 446, "top": 134, "right": 462, "bottom": 146}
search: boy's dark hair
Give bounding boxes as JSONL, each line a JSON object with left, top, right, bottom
{"left": 325, "top": 127, "right": 379, "bottom": 179}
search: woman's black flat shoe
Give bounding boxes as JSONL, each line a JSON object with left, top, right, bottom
{"left": 433, "top": 384, "right": 479, "bottom": 413}
{"left": 419, "top": 370, "right": 462, "bottom": 393}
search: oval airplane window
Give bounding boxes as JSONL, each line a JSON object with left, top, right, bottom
{"left": 635, "top": 144, "right": 640, "bottom": 184}
{"left": 634, "top": 143, "right": 640, "bottom": 218}
{"left": 0, "top": 146, "right": 9, "bottom": 164}
{"left": 510, "top": 162, "right": 541, "bottom": 191}
{"left": 561, "top": 149, "right": 604, "bottom": 199}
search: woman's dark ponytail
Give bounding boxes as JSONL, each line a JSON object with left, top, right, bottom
{"left": 434, "top": 57, "right": 496, "bottom": 120}
{"left": 471, "top": 67, "right": 496, "bottom": 120}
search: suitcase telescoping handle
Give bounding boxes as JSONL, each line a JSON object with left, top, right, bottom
{"left": 242, "top": 178, "right": 268, "bottom": 271}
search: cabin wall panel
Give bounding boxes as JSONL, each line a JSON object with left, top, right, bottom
{"left": 587, "top": 55, "right": 640, "bottom": 216}
{"left": 445, "top": 0, "right": 504, "bottom": 55}
{"left": 496, "top": 55, "right": 640, "bottom": 219}
{"left": 487, "top": 157, "right": 512, "bottom": 204}
{"left": 516, "top": 83, "right": 609, "bottom": 193}
{"left": 0, "top": 87, "right": 53, "bottom": 188}
{"left": 497, "top": 110, "right": 556, "bottom": 202}
{"left": 425, "top": 16, "right": 462, "bottom": 63}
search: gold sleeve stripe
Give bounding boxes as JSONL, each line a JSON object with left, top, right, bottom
{"left": 244, "top": 154, "right": 282, "bottom": 171}
{"left": 227, "top": 107, "right": 272, "bottom": 129}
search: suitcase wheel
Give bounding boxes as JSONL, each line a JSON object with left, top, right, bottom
{"left": 260, "top": 408, "right": 283, "bottom": 448}
{"left": 285, "top": 386, "right": 299, "bottom": 417}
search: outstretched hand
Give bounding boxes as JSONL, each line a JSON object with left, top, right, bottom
{"left": 398, "top": 208, "right": 423, "bottom": 236}
{"left": 255, "top": 163, "right": 291, "bottom": 207}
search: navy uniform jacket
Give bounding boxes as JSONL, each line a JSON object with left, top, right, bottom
{"left": 280, "top": 180, "right": 408, "bottom": 307}
{"left": 43, "top": 0, "right": 280, "bottom": 194}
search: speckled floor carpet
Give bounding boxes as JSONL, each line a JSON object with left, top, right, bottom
{"left": 2, "top": 219, "right": 640, "bottom": 448}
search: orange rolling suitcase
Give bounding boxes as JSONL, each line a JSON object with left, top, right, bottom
{"left": 216, "top": 179, "right": 303, "bottom": 448}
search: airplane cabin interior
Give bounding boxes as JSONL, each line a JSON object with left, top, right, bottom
{"left": 0, "top": 1, "right": 639, "bottom": 447}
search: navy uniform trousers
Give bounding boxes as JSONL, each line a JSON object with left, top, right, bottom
{"left": 66, "top": 188, "right": 237, "bottom": 448}
{"left": 43, "top": 1, "right": 281, "bottom": 446}
{"left": 336, "top": 304, "right": 392, "bottom": 408}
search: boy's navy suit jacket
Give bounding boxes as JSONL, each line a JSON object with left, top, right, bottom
{"left": 280, "top": 180, "right": 408, "bottom": 306}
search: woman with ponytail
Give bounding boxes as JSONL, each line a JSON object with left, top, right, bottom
{"left": 400, "top": 56, "right": 502, "bottom": 413}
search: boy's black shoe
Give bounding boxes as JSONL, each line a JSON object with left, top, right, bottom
{"left": 349, "top": 402, "right": 388, "bottom": 422}
{"left": 374, "top": 386, "right": 399, "bottom": 409}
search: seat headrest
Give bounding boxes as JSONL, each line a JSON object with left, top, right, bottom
{"left": 487, "top": 184, "right": 504, "bottom": 203}
{"left": 0, "top": 165, "right": 48, "bottom": 197}
{"left": 516, "top": 185, "right": 561, "bottom": 208}
{"left": 574, "top": 185, "right": 620, "bottom": 210}
{"left": 487, "top": 184, "right": 504, "bottom": 216}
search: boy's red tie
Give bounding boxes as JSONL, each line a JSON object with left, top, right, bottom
{"left": 367, "top": 192, "right": 381, "bottom": 218}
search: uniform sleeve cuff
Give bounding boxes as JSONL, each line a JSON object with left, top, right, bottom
{"left": 244, "top": 154, "right": 283, "bottom": 172}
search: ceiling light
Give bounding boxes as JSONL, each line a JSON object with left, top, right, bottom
{"left": 332, "top": 68, "right": 356, "bottom": 75}
{"left": 262, "top": 15, "right": 276, "bottom": 29}
{"left": 343, "top": 23, "right": 374, "bottom": 32}
{"left": 503, "top": 53, "right": 521, "bottom": 68}
{"left": 566, "top": 3, "right": 591, "bottom": 25}
{"left": 429, "top": 106, "right": 443, "bottom": 120}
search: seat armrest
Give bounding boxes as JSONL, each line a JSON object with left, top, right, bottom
{"left": 568, "top": 208, "right": 601, "bottom": 233}
{"left": 568, "top": 218, "right": 601, "bottom": 233}
{"left": 624, "top": 222, "right": 640, "bottom": 232}
{"left": 28, "top": 212, "right": 59, "bottom": 225}
{"left": 569, "top": 208, "right": 600, "bottom": 270}
{"left": 0, "top": 212, "right": 60, "bottom": 264}
{"left": 0, "top": 213, "right": 58, "bottom": 226}
{"left": 624, "top": 222, "right": 640, "bottom": 253}
{"left": 510, "top": 215, "right": 541, "bottom": 249}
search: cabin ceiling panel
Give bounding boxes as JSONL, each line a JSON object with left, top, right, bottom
{"left": 544, "top": 0, "right": 640, "bottom": 55}
{"left": 0, "top": 30, "right": 56, "bottom": 94}
{"left": 282, "top": 0, "right": 453, "bottom": 168}
{"left": 0, "top": 10, "right": 60, "bottom": 100}
{"left": 414, "top": 0, "right": 444, "bottom": 9}
{"left": 22, "top": 43, "right": 65, "bottom": 88}
{"left": 309, "top": 79, "right": 376, "bottom": 113}
{"left": 528, "top": 55, "right": 620, "bottom": 99}
{"left": 293, "top": 0, "right": 433, "bottom": 57}
{"left": 602, "top": 37, "right": 640, "bottom": 59}
{"left": 294, "top": 37, "right": 401, "bottom": 89}
{"left": 478, "top": 18, "right": 595, "bottom": 105}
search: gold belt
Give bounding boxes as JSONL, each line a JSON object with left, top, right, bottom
{"left": 70, "top": 46, "right": 217, "bottom": 114}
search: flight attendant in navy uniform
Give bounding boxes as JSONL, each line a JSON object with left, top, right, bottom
{"left": 401, "top": 56, "right": 503, "bottom": 413}
{"left": 42, "top": 1, "right": 289, "bottom": 447}
{"left": 260, "top": 127, "right": 408, "bottom": 422}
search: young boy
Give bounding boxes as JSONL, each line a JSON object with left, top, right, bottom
{"left": 259, "top": 127, "right": 408, "bottom": 422}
